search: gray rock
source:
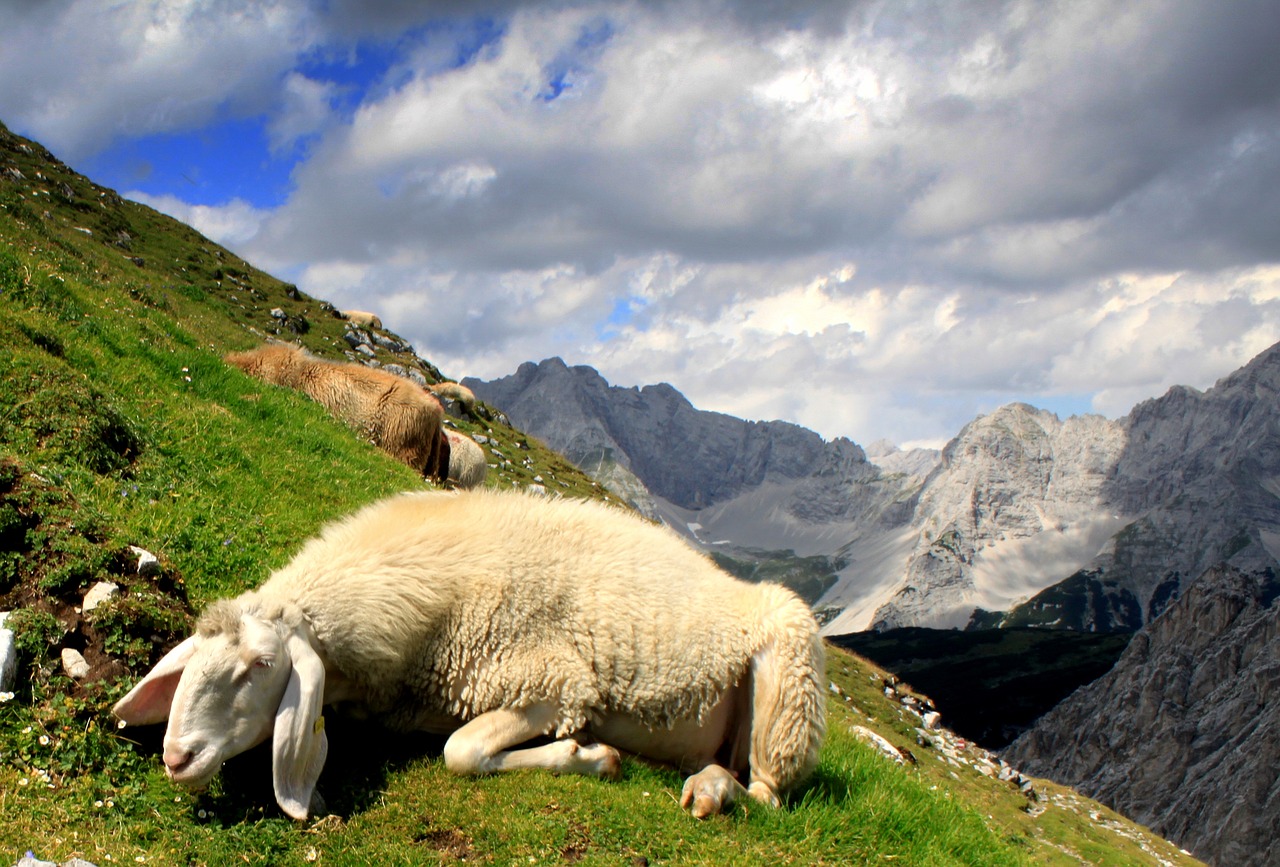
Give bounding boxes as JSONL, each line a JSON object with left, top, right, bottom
{"left": 369, "top": 331, "right": 406, "bottom": 352}
{"left": 1003, "top": 565, "right": 1280, "bottom": 867}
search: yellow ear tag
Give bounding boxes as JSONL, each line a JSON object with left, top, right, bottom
{"left": 313, "top": 715, "right": 325, "bottom": 735}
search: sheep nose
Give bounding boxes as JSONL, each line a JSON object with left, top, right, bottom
{"left": 163, "top": 745, "right": 194, "bottom": 775}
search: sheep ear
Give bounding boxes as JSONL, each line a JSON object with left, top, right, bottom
{"left": 272, "top": 626, "right": 328, "bottom": 820}
{"left": 111, "top": 636, "right": 199, "bottom": 725}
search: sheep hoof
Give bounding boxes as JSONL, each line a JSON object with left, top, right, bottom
{"left": 679, "top": 765, "right": 741, "bottom": 818}
{"left": 747, "top": 780, "right": 780, "bottom": 808}
{"left": 573, "top": 742, "right": 622, "bottom": 780}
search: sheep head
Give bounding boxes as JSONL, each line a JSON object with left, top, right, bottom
{"left": 112, "top": 599, "right": 329, "bottom": 820}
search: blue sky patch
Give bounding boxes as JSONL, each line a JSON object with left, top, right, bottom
{"left": 81, "top": 116, "right": 295, "bottom": 208}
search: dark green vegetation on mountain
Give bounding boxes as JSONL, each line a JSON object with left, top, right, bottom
{"left": 829, "top": 628, "right": 1131, "bottom": 748}
{"left": 0, "top": 119, "right": 1199, "bottom": 865}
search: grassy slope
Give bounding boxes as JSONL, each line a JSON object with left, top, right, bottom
{"left": 0, "top": 121, "right": 1199, "bottom": 866}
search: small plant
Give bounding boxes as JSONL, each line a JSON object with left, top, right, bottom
{"left": 92, "top": 587, "right": 192, "bottom": 669}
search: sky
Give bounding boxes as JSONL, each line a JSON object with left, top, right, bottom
{"left": 2, "top": 0, "right": 1279, "bottom": 449}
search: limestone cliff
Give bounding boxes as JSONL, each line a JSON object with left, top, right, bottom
{"left": 1002, "top": 565, "right": 1280, "bottom": 867}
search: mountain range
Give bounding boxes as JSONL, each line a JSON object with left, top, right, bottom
{"left": 466, "top": 349, "right": 1280, "bottom": 638}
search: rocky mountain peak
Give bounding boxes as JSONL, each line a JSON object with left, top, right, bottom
{"left": 466, "top": 358, "right": 871, "bottom": 511}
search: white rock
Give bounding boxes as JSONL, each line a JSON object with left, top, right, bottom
{"left": 0, "top": 611, "right": 15, "bottom": 692}
{"left": 82, "top": 581, "right": 120, "bottom": 613}
{"left": 61, "top": 647, "right": 91, "bottom": 680}
{"left": 128, "top": 545, "right": 159, "bottom": 576}
{"left": 851, "top": 725, "right": 906, "bottom": 765}
{"left": 923, "top": 710, "right": 942, "bottom": 730}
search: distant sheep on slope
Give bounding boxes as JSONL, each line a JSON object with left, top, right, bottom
{"left": 341, "top": 310, "right": 382, "bottom": 329}
{"left": 429, "top": 381, "right": 477, "bottom": 415}
{"left": 224, "top": 343, "right": 449, "bottom": 483}
{"left": 444, "top": 430, "right": 487, "bottom": 489}
{"left": 112, "top": 489, "right": 826, "bottom": 821}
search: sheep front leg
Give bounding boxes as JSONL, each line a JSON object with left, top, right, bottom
{"left": 442, "top": 703, "right": 622, "bottom": 779}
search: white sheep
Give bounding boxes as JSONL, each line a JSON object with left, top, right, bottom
{"left": 444, "top": 430, "right": 487, "bottom": 489}
{"left": 341, "top": 310, "right": 382, "bottom": 329}
{"left": 112, "top": 489, "right": 826, "bottom": 821}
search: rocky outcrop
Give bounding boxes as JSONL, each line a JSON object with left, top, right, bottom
{"left": 870, "top": 406, "right": 1128, "bottom": 629}
{"left": 1002, "top": 565, "right": 1280, "bottom": 867}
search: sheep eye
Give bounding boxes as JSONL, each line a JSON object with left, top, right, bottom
{"left": 254, "top": 658, "right": 274, "bottom": 670}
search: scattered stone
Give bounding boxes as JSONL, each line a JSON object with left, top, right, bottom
{"left": 0, "top": 612, "right": 16, "bottom": 692}
{"left": 922, "top": 710, "right": 942, "bottom": 730}
{"left": 270, "top": 307, "right": 287, "bottom": 320}
{"left": 369, "top": 331, "right": 405, "bottom": 352}
{"left": 527, "top": 484, "right": 547, "bottom": 497}
{"left": 851, "top": 725, "right": 908, "bottom": 765}
{"left": 356, "top": 344, "right": 376, "bottom": 358}
{"left": 342, "top": 330, "right": 368, "bottom": 349}
{"left": 82, "top": 581, "right": 120, "bottom": 613}
{"left": 128, "top": 545, "right": 160, "bottom": 576}
{"left": 60, "top": 648, "right": 90, "bottom": 680}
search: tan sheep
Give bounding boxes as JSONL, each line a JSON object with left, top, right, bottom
{"left": 429, "top": 381, "right": 477, "bottom": 415}
{"left": 444, "top": 429, "right": 487, "bottom": 489}
{"left": 341, "top": 310, "right": 382, "bottom": 329}
{"left": 224, "top": 343, "right": 449, "bottom": 482}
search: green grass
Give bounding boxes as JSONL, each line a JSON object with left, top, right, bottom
{"left": 0, "top": 119, "right": 1203, "bottom": 865}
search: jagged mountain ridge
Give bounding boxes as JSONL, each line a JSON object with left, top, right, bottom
{"left": 1001, "top": 564, "right": 1280, "bottom": 867}
{"left": 465, "top": 358, "right": 932, "bottom": 619}
{"left": 466, "top": 357, "right": 878, "bottom": 511}
{"left": 469, "top": 345, "right": 1280, "bottom": 635}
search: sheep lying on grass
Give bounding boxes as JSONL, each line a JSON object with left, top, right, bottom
{"left": 444, "top": 430, "right": 486, "bottom": 489}
{"left": 225, "top": 343, "right": 449, "bottom": 483}
{"left": 429, "top": 381, "right": 476, "bottom": 415}
{"left": 341, "top": 310, "right": 382, "bottom": 329}
{"left": 112, "top": 489, "right": 826, "bottom": 820}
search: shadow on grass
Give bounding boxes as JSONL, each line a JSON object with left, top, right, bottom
{"left": 183, "top": 714, "right": 449, "bottom": 825}
{"left": 787, "top": 761, "right": 859, "bottom": 809}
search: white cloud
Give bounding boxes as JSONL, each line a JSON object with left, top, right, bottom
{"left": 128, "top": 191, "right": 269, "bottom": 249}
{"left": 0, "top": 0, "right": 315, "bottom": 160}
{"left": 267, "top": 72, "right": 338, "bottom": 154}
{"left": 5, "top": 0, "right": 1279, "bottom": 447}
